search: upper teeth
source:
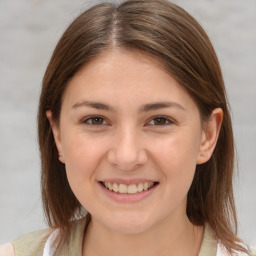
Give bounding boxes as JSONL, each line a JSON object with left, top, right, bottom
{"left": 104, "top": 182, "right": 154, "bottom": 194}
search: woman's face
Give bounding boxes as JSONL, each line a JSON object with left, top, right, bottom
{"left": 50, "top": 50, "right": 213, "bottom": 234}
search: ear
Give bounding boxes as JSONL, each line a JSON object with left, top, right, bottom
{"left": 46, "top": 110, "right": 65, "bottom": 164}
{"left": 196, "top": 108, "right": 223, "bottom": 164}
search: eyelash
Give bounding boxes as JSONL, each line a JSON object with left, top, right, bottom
{"left": 81, "top": 115, "right": 174, "bottom": 127}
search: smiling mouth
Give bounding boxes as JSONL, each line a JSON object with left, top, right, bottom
{"left": 100, "top": 181, "right": 159, "bottom": 194}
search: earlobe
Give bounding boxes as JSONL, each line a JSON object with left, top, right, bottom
{"left": 46, "top": 110, "right": 65, "bottom": 164}
{"left": 196, "top": 108, "right": 223, "bottom": 164}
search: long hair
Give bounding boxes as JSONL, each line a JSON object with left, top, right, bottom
{"left": 38, "top": 0, "right": 246, "bottom": 253}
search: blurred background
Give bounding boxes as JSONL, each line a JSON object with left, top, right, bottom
{"left": 0, "top": 0, "right": 255, "bottom": 247}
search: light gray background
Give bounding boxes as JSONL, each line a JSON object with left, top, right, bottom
{"left": 0, "top": 0, "right": 255, "bottom": 247}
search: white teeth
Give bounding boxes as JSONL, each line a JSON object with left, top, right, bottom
{"left": 149, "top": 182, "right": 154, "bottom": 188}
{"left": 127, "top": 184, "right": 137, "bottom": 194}
{"left": 103, "top": 182, "right": 156, "bottom": 194}
{"left": 107, "top": 182, "right": 112, "bottom": 191}
{"left": 119, "top": 184, "right": 128, "bottom": 193}
{"left": 137, "top": 183, "right": 144, "bottom": 192}
{"left": 112, "top": 183, "right": 118, "bottom": 192}
{"left": 143, "top": 182, "right": 149, "bottom": 190}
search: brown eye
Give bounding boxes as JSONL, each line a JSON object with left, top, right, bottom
{"left": 148, "top": 116, "right": 173, "bottom": 126}
{"left": 83, "top": 116, "right": 106, "bottom": 125}
{"left": 92, "top": 117, "right": 104, "bottom": 125}
{"left": 154, "top": 117, "right": 167, "bottom": 125}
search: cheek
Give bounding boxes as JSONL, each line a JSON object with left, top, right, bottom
{"left": 152, "top": 132, "right": 200, "bottom": 167}
{"left": 150, "top": 131, "right": 201, "bottom": 187}
{"left": 61, "top": 132, "right": 107, "bottom": 189}
{"left": 63, "top": 131, "right": 104, "bottom": 164}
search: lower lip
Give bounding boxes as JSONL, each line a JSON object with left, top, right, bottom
{"left": 98, "top": 182, "right": 159, "bottom": 203}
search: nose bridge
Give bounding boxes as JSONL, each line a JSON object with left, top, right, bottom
{"left": 107, "top": 124, "right": 147, "bottom": 170}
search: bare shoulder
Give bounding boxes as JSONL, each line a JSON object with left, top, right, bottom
{"left": 0, "top": 243, "right": 15, "bottom": 256}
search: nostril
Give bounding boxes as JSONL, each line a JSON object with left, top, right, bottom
{"left": 106, "top": 147, "right": 148, "bottom": 171}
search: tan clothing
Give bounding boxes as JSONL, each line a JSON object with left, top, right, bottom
{"left": 11, "top": 216, "right": 88, "bottom": 256}
{"left": 11, "top": 228, "right": 52, "bottom": 256}
{"left": 10, "top": 217, "right": 218, "bottom": 256}
{"left": 6, "top": 216, "right": 252, "bottom": 256}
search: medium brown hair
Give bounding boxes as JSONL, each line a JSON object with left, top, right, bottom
{"left": 38, "top": 0, "right": 247, "bottom": 253}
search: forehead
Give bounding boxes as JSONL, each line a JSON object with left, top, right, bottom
{"left": 71, "top": 49, "right": 169, "bottom": 84}
{"left": 62, "top": 49, "right": 197, "bottom": 112}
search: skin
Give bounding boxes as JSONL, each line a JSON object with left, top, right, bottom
{"left": 47, "top": 49, "right": 223, "bottom": 256}
{"left": 0, "top": 243, "right": 15, "bottom": 256}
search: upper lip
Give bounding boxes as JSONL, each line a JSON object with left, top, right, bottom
{"left": 99, "top": 179, "right": 158, "bottom": 185}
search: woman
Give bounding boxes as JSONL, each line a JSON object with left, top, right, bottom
{"left": 1, "top": 0, "right": 254, "bottom": 255}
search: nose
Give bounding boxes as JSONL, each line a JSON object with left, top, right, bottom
{"left": 106, "top": 127, "right": 148, "bottom": 171}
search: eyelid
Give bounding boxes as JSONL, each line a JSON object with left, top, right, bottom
{"left": 81, "top": 115, "right": 109, "bottom": 126}
{"left": 80, "top": 115, "right": 175, "bottom": 127}
{"left": 146, "top": 115, "right": 175, "bottom": 126}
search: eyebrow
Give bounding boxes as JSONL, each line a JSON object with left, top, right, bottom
{"left": 72, "top": 100, "right": 186, "bottom": 112}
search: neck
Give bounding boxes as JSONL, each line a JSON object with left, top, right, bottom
{"left": 83, "top": 214, "right": 204, "bottom": 256}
